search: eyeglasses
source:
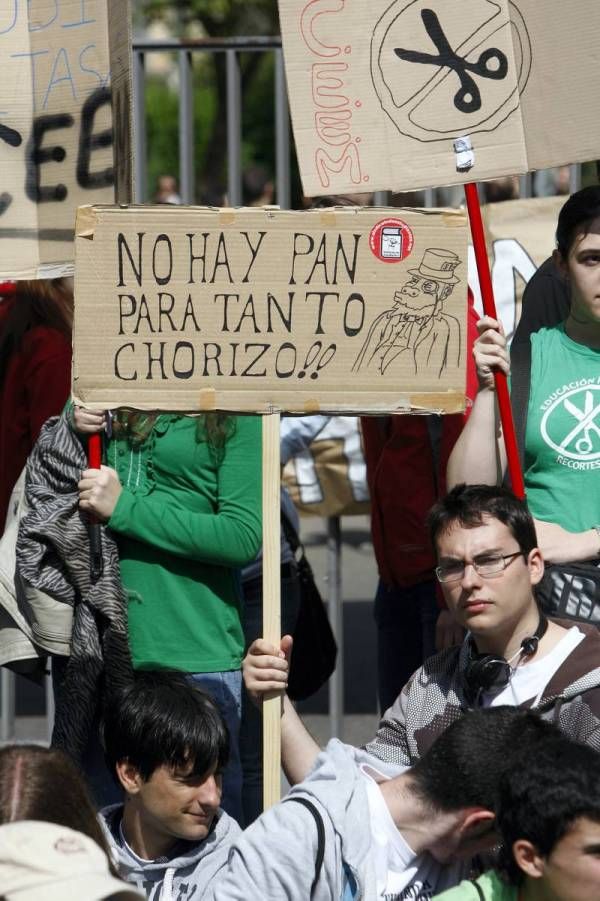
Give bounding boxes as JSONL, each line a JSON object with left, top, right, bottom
{"left": 435, "top": 551, "right": 524, "bottom": 583}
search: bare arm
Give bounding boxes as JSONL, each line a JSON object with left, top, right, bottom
{"left": 280, "top": 695, "right": 321, "bottom": 785}
{"left": 447, "top": 316, "right": 508, "bottom": 488}
{"left": 243, "top": 637, "right": 321, "bottom": 786}
{"left": 534, "top": 520, "right": 600, "bottom": 565}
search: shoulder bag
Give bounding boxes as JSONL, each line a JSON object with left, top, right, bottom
{"left": 281, "top": 511, "right": 337, "bottom": 701}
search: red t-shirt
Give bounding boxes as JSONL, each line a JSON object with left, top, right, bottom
{"left": 0, "top": 307, "right": 71, "bottom": 531}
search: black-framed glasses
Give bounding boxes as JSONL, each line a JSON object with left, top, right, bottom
{"left": 435, "top": 551, "right": 524, "bottom": 583}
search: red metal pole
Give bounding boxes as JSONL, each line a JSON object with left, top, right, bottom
{"left": 88, "top": 433, "right": 103, "bottom": 581}
{"left": 88, "top": 433, "right": 102, "bottom": 469}
{"left": 464, "top": 182, "right": 525, "bottom": 499}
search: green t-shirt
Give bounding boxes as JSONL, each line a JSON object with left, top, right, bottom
{"left": 107, "top": 414, "right": 262, "bottom": 672}
{"left": 524, "top": 325, "right": 600, "bottom": 533}
{"left": 434, "top": 870, "right": 516, "bottom": 900}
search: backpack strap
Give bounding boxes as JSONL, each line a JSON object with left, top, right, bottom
{"left": 469, "top": 879, "right": 485, "bottom": 900}
{"left": 284, "top": 797, "right": 325, "bottom": 896}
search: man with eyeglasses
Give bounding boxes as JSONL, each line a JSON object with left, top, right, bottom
{"left": 244, "top": 484, "right": 600, "bottom": 783}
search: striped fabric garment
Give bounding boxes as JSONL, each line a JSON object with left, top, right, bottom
{"left": 16, "top": 414, "right": 133, "bottom": 760}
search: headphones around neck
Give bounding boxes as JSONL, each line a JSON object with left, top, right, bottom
{"left": 463, "top": 614, "right": 548, "bottom": 706}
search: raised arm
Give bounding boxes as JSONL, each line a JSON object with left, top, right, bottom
{"left": 446, "top": 316, "right": 508, "bottom": 488}
{"left": 243, "top": 636, "right": 321, "bottom": 785}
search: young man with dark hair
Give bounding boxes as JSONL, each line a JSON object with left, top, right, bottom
{"left": 436, "top": 737, "right": 600, "bottom": 900}
{"left": 368, "top": 483, "right": 600, "bottom": 764}
{"left": 100, "top": 671, "right": 240, "bottom": 900}
{"left": 246, "top": 484, "right": 600, "bottom": 784}
{"left": 206, "top": 708, "right": 556, "bottom": 901}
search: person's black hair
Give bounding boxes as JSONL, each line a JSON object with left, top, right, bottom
{"left": 103, "top": 670, "right": 229, "bottom": 783}
{"left": 427, "top": 483, "right": 538, "bottom": 557}
{"left": 410, "top": 707, "right": 557, "bottom": 814}
{"left": 556, "top": 185, "right": 600, "bottom": 257}
{"left": 497, "top": 738, "right": 600, "bottom": 885}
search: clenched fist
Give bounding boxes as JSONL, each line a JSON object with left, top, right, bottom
{"left": 78, "top": 465, "right": 122, "bottom": 521}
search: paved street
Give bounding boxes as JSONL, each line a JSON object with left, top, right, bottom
{"left": 297, "top": 513, "right": 380, "bottom": 748}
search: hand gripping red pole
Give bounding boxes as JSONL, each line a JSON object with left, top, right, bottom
{"left": 88, "top": 433, "right": 103, "bottom": 581}
{"left": 464, "top": 182, "right": 525, "bottom": 499}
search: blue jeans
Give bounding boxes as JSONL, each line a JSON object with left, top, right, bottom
{"left": 373, "top": 579, "right": 438, "bottom": 714}
{"left": 188, "top": 669, "right": 243, "bottom": 825}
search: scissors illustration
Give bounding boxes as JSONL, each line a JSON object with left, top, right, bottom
{"left": 394, "top": 8, "right": 509, "bottom": 114}
{"left": 562, "top": 394, "right": 600, "bottom": 456}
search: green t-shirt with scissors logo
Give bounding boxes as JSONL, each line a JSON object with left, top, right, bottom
{"left": 524, "top": 324, "right": 600, "bottom": 533}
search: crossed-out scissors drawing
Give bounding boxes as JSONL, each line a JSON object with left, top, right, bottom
{"left": 562, "top": 393, "right": 600, "bottom": 456}
{"left": 393, "top": 8, "right": 509, "bottom": 114}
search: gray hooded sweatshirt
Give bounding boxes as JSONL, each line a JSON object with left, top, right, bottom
{"left": 99, "top": 803, "right": 241, "bottom": 901}
{"left": 205, "top": 739, "right": 467, "bottom": 901}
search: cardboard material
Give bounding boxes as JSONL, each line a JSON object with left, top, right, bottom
{"left": 73, "top": 204, "right": 469, "bottom": 414}
{"left": 0, "top": 1, "right": 132, "bottom": 280}
{"left": 282, "top": 417, "right": 370, "bottom": 517}
{"left": 468, "top": 195, "right": 564, "bottom": 340}
{"left": 279, "top": 0, "right": 600, "bottom": 196}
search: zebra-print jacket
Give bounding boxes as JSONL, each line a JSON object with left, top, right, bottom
{"left": 16, "top": 414, "right": 133, "bottom": 761}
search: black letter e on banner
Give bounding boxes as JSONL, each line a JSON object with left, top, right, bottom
{"left": 0, "top": 120, "right": 22, "bottom": 214}
{"left": 26, "top": 113, "right": 73, "bottom": 203}
{"left": 77, "top": 87, "right": 114, "bottom": 189}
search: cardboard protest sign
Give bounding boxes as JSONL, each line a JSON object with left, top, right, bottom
{"left": 468, "top": 195, "right": 564, "bottom": 340}
{"left": 0, "top": 0, "right": 132, "bottom": 279}
{"left": 279, "top": 0, "right": 600, "bottom": 196}
{"left": 281, "top": 197, "right": 562, "bottom": 518}
{"left": 72, "top": 204, "right": 469, "bottom": 415}
{"left": 282, "top": 417, "right": 370, "bottom": 517}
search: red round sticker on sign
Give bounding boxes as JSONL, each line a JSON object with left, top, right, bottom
{"left": 369, "top": 218, "right": 414, "bottom": 263}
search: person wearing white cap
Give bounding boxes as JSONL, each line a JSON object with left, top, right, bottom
{"left": 0, "top": 821, "right": 144, "bottom": 901}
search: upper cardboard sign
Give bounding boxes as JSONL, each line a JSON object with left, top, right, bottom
{"left": 73, "top": 204, "right": 469, "bottom": 415}
{"left": 279, "top": 0, "right": 600, "bottom": 196}
{"left": 0, "top": 0, "right": 132, "bottom": 280}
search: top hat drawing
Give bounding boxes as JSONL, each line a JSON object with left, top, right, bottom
{"left": 408, "top": 248, "right": 461, "bottom": 284}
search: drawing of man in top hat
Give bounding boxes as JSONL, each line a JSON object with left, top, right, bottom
{"left": 353, "top": 247, "right": 463, "bottom": 378}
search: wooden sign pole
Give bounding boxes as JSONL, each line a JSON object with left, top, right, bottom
{"left": 464, "top": 182, "right": 525, "bottom": 499}
{"left": 262, "top": 413, "right": 282, "bottom": 809}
